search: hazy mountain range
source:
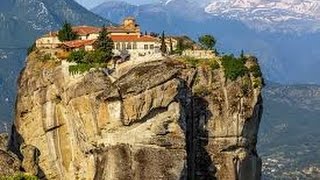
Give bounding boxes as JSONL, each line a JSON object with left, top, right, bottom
{"left": 91, "top": 0, "right": 320, "bottom": 84}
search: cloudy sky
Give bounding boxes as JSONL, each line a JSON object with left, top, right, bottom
{"left": 75, "top": 0, "right": 160, "bottom": 9}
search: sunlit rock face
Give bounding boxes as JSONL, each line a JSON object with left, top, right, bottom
{"left": 11, "top": 52, "right": 263, "bottom": 179}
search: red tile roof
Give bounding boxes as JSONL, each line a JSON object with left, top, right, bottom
{"left": 111, "top": 35, "right": 157, "bottom": 42}
{"left": 62, "top": 39, "right": 96, "bottom": 48}
{"left": 72, "top": 26, "right": 101, "bottom": 36}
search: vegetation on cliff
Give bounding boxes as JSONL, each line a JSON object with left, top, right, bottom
{"left": 0, "top": 173, "right": 38, "bottom": 180}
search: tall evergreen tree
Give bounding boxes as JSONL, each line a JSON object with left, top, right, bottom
{"left": 169, "top": 38, "right": 173, "bottom": 54}
{"left": 95, "top": 25, "right": 114, "bottom": 61}
{"left": 198, "top": 34, "right": 216, "bottom": 50}
{"left": 58, "top": 21, "right": 78, "bottom": 41}
{"left": 176, "top": 39, "right": 184, "bottom": 55}
{"left": 160, "top": 31, "right": 167, "bottom": 54}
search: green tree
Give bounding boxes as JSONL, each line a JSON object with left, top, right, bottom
{"left": 67, "top": 49, "right": 87, "bottom": 63}
{"left": 160, "top": 31, "right": 167, "bottom": 54}
{"left": 84, "top": 50, "right": 107, "bottom": 64}
{"left": 58, "top": 21, "right": 78, "bottom": 41}
{"left": 198, "top": 34, "right": 216, "bottom": 50}
{"left": 175, "top": 39, "right": 184, "bottom": 55}
{"left": 240, "top": 50, "right": 245, "bottom": 59}
{"left": 169, "top": 38, "right": 173, "bottom": 54}
{"left": 221, "top": 54, "right": 247, "bottom": 81}
{"left": 95, "top": 25, "right": 114, "bottom": 61}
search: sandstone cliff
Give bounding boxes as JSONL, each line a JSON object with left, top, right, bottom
{"left": 10, "top": 53, "right": 263, "bottom": 180}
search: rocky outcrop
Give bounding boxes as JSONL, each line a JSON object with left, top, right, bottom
{"left": 0, "top": 133, "right": 21, "bottom": 176}
{"left": 10, "top": 53, "right": 263, "bottom": 179}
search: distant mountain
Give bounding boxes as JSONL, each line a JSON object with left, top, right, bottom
{"left": 0, "top": 0, "right": 110, "bottom": 47}
{"left": 0, "top": 0, "right": 111, "bottom": 129}
{"left": 91, "top": 0, "right": 320, "bottom": 84}
{"left": 205, "top": 0, "right": 320, "bottom": 33}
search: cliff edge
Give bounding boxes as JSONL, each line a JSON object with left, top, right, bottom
{"left": 9, "top": 52, "right": 263, "bottom": 180}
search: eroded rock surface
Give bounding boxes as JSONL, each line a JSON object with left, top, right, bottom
{"left": 0, "top": 133, "right": 21, "bottom": 176}
{"left": 10, "top": 53, "right": 263, "bottom": 180}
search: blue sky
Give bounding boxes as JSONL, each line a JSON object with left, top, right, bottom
{"left": 76, "top": 0, "right": 160, "bottom": 9}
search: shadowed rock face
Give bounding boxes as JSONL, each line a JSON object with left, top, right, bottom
{"left": 10, "top": 53, "right": 263, "bottom": 180}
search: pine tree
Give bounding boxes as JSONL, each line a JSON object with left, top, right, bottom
{"left": 160, "top": 31, "right": 167, "bottom": 54}
{"left": 95, "top": 25, "right": 114, "bottom": 61}
{"left": 58, "top": 21, "right": 78, "bottom": 41}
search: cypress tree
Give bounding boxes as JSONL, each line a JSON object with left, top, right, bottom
{"left": 169, "top": 38, "right": 173, "bottom": 54}
{"left": 95, "top": 25, "right": 114, "bottom": 61}
{"left": 58, "top": 21, "right": 78, "bottom": 41}
{"left": 160, "top": 31, "right": 167, "bottom": 54}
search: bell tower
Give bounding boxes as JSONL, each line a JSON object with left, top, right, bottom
{"left": 123, "top": 17, "right": 136, "bottom": 29}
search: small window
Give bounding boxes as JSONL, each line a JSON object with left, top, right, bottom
{"left": 144, "top": 44, "right": 148, "bottom": 50}
{"left": 150, "top": 44, "right": 154, "bottom": 49}
{"left": 133, "top": 42, "right": 137, "bottom": 49}
{"left": 116, "top": 43, "right": 120, "bottom": 50}
{"left": 122, "top": 42, "right": 126, "bottom": 50}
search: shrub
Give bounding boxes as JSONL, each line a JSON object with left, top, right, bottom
{"left": 241, "top": 76, "right": 251, "bottom": 95}
{"left": 194, "top": 85, "right": 211, "bottom": 97}
{"left": 183, "top": 56, "right": 200, "bottom": 67}
{"left": 221, "top": 54, "right": 247, "bottom": 81}
{"left": 38, "top": 53, "right": 52, "bottom": 62}
{"left": 253, "top": 79, "right": 262, "bottom": 89}
{"left": 69, "top": 63, "right": 92, "bottom": 75}
{"left": 208, "top": 59, "right": 219, "bottom": 70}
{"left": 0, "top": 173, "right": 38, "bottom": 180}
{"left": 249, "top": 64, "right": 262, "bottom": 78}
{"left": 84, "top": 50, "right": 107, "bottom": 64}
{"left": 67, "top": 50, "right": 87, "bottom": 63}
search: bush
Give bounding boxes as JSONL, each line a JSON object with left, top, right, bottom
{"left": 194, "top": 85, "right": 211, "bottom": 97}
{"left": 69, "top": 63, "right": 92, "bottom": 75}
{"left": 183, "top": 56, "right": 200, "bottom": 67}
{"left": 84, "top": 50, "right": 107, "bottom": 64}
{"left": 249, "top": 64, "right": 262, "bottom": 78}
{"left": 221, "top": 54, "right": 247, "bottom": 81}
{"left": 208, "top": 59, "right": 219, "bottom": 70}
{"left": 67, "top": 50, "right": 87, "bottom": 63}
{"left": 0, "top": 173, "right": 38, "bottom": 180}
{"left": 253, "top": 79, "right": 262, "bottom": 89}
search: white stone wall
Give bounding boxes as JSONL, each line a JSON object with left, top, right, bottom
{"left": 113, "top": 41, "right": 161, "bottom": 57}
{"left": 36, "top": 36, "right": 61, "bottom": 48}
{"left": 182, "top": 50, "right": 216, "bottom": 59}
{"left": 79, "top": 33, "right": 99, "bottom": 40}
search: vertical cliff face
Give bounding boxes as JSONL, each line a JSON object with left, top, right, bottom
{"left": 11, "top": 52, "right": 263, "bottom": 179}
